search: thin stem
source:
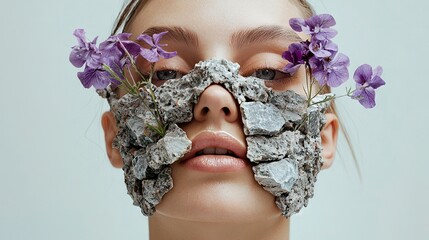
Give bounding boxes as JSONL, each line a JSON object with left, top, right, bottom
{"left": 305, "top": 64, "right": 313, "bottom": 107}
{"left": 294, "top": 114, "right": 309, "bottom": 131}
{"left": 310, "top": 95, "right": 335, "bottom": 106}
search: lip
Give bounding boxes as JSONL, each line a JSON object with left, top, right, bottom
{"left": 180, "top": 131, "right": 248, "bottom": 172}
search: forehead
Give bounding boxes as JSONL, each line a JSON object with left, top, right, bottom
{"left": 128, "top": 0, "right": 307, "bottom": 39}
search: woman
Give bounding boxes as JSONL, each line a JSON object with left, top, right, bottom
{"left": 100, "top": 0, "right": 339, "bottom": 239}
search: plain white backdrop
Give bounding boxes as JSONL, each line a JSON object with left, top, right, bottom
{"left": 0, "top": 0, "right": 427, "bottom": 239}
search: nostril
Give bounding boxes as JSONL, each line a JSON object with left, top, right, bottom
{"left": 222, "top": 107, "right": 231, "bottom": 116}
{"left": 202, "top": 107, "right": 209, "bottom": 115}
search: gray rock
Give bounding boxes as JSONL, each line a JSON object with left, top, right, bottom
{"left": 125, "top": 111, "right": 157, "bottom": 147}
{"left": 145, "top": 124, "right": 192, "bottom": 171}
{"left": 155, "top": 124, "right": 192, "bottom": 164}
{"left": 253, "top": 158, "right": 298, "bottom": 196}
{"left": 269, "top": 90, "right": 307, "bottom": 129}
{"left": 132, "top": 151, "right": 148, "bottom": 180}
{"left": 155, "top": 79, "right": 196, "bottom": 124}
{"left": 241, "top": 102, "right": 285, "bottom": 136}
{"left": 304, "top": 94, "right": 331, "bottom": 136}
{"left": 141, "top": 167, "right": 174, "bottom": 215}
{"left": 246, "top": 131, "right": 304, "bottom": 163}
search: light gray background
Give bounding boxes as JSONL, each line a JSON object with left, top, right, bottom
{"left": 0, "top": 0, "right": 427, "bottom": 239}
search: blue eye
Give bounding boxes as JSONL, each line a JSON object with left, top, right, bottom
{"left": 254, "top": 69, "right": 276, "bottom": 80}
{"left": 156, "top": 70, "right": 179, "bottom": 81}
{"left": 252, "top": 68, "right": 290, "bottom": 81}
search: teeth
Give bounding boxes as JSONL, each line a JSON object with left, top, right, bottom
{"left": 203, "top": 147, "right": 215, "bottom": 155}
{"left": 215, "top": 148, "right": 228, "bottom": 155}
{"left": 197, "top": 148, "right": 234, "bottom": 156}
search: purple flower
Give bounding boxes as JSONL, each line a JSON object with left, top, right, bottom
{"left": 282, "top": 42, "right": 308, "bottom": 75}
{"left": 309, "top": 39, "right": 337, "bottom": 58}
{"left": 351, "top": 64, "right": 385, "bottom": 108}
{"left": 69, "top": 29, "right": 101, "bottom": 69}
{"left": 137, "top": 31, "right": 177, "bottom": 62}
{"left": 289, "top": 14, "right": 337, "bottom": 40}
{"left": 310, "top": 53, "right": 350, "bottom": 87}
{"left": 77, "top": 66, "right": 112, "bottom": 89}
{"left": 99, "top": 33, "right": 141, "bottom": 63}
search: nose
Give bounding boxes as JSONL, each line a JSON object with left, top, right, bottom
{"left": 193, "top": 84, "right": 239, "bottom": 123}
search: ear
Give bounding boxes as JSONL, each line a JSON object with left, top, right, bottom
{"left": 101, "top": 111, "right": 123, "bottom": 168}
{"left": 320, "top": 112, "right": 339, "bottom": 170}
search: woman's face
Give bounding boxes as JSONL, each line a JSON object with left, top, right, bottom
{"left": 126, "top": 0, "right": 309, "bottom": 223}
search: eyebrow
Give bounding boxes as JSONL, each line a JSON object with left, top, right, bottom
{"left": 230, "top": 25, "right": 303, "bottom": 48}
{"left": 141, "top": 25, "right": 303, "bottom": 48}
{"left": 142, "top": 26, "right": 199, "bottom": 46}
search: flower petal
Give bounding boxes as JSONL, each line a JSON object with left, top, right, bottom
{"left": 318, "top": 14, "right": 336, "bottom": 28}
{"left": 115, "top": 33, "right": 132, "bottom": 41}
{"left": 326, "top": 65, "right": 349, "bottom": 87}
{"left": 137, "top": 34, "right": 155, "bottom": 47}
{"left": 289, "top": 18, "right": 306, "bottom": 32}
{"left": 140, "top": 48, "right": 159, "bottom": 62}
{"left": 77, "top": 67, "right": 110, "bottom": 89}
{"left": 369, "top": 75, "right": 386, "bottom": 89}
{"left": 312, "top": 68, "right": 328, "bottom": 86}
{"left": 69, "top": 47, "right": 88, "bottom": 68}
{"left": 353, "top": 64, "right": 372, "bottom": 85}
{"left": 157, "top": 47, "right": 177, "bottom": 59}
{"left": 373, "top": 66, "right": 383, "bottom": 77}
{"left": 326, "top": 53, "right": 350, "bottom": 87}
{"left": 357, "top": 87, "right": 376, "bottom": 108}
{"left": 153, "top": 31, "right": 169, "bottom": 45}
{"left": 121, "top": 41, "right": 142, "bottom": 57}
{"left": 73, "top": 29, "right": 87, "bottom": 47}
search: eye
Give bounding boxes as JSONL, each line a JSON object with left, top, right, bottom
{"left": 155, "top": 69, "right": 180, "bottom": 81}
{"left": 251, "top": 68, "right": 290, "bottom": 81}
{"left": 254, "top": 69, "right": 276, "bottom": 80}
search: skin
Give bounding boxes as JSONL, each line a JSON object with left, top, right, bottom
{"left": 101, "top": 0, "right": 339, "bottom": 239}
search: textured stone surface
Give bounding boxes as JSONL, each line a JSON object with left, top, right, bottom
{"left": 253, "top": 158, "right": 298, "bottom": 196}
{"left": 246, "top": 131, "right": 304, "bottom": 163}
{"left": 305, "top": 94, "right": 332, "bottom": 136}
{"left": 241, "top": 102, "right": 286, "bottom": 136}
{"left": 269, "top": 90, "right": 307, "bottom": 129}
{"left": 140, "top": 167, "right": 173, "bottom": 216}
{"left": 146, "top": 124, "right": 192, "bottom": 171}
{"left": 106, "top": 58, "right": 332, "bottom": 217}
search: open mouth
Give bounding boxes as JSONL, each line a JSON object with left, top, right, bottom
{"left": 180, "top": 131, "right": 247, "bottom": 162}
{"left": 179, "top": 131, "right": 248, "bottom": 172}
{"left": 194, "top": 147, "right": 237, "bottom": 157}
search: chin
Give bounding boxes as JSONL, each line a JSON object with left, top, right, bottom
{"left": 153, "top": 162, "right": 281, "bottom": 223}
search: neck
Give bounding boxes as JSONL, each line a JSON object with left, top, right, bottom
{"left": 149, "top": 213, "right": 290, "bottom": 240}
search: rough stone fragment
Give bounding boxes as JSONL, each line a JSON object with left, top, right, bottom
{"left": 275, "top": 184, "right": 307, "bottom": 218}
{"left": 125, "top": 110, "right": 158, "bottom": 147}
{"left": 132, "top": 149, "right": 154, "bottom": 180}
{"left": 306, "top": 105, "right": 323, "bottom": 137}
{"left": 141, "top": 167, "right": 173, "bottom": 215}
{"left": 156, "top": 124, "right": 192, "bottom": 163}
{"left": 253, "top": 158, "right": 298, "bottom": 196}
{"left": 304, "top": 94, "right": 331, "bottom": 136}
{"left": 145, "top": 124, "right": 192, "bottom": 171}
{"left": 156, "top": 80, "right": 195, "bottom": 124}
{"left": 241, "top": 102, "right": 285, "bottom": 136}
{"left": 269, "top": 90, "right": 307, "bottom": 129}
{"left": 239, "top": 77, "right": 270, "bottom": 103}
{"left": 246, "top": 131, "right": 304, "bottom": 162}
{"left": 222, "top": 76, "right": 270, "bottom": 104}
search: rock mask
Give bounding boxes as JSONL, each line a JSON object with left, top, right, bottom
{"left": 106, "top": 58, "right": 331, "bottom": 218}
